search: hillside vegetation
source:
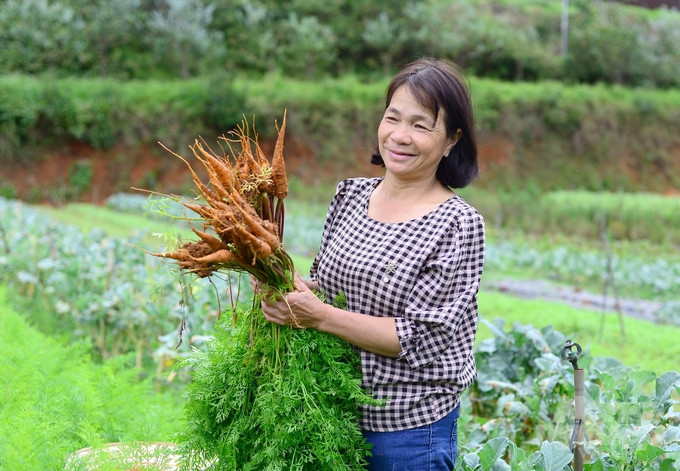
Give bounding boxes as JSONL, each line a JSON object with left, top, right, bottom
{"left": 1, "top": 74, "right": 679, "bottom": 202}
{"left": 2, "top": 0, "right": 680, "bottom": 202}
{"left": 1, "top": 0, "right": 678, "bottom": 87}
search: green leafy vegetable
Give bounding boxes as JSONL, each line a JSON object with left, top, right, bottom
{"left": 175, "top": 293, "right": 379, "bottom": 470}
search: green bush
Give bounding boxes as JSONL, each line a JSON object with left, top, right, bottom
{"left": 68, "top": 159, "right": 94, "bottom": 197}
{"left": 0, "top": 74, "right": 43, "bottom": 154}
{"left": 472, "top": 79, "right": 680, "bottom": 191}
{"left": 461, "top": 188, "right": 680, "bottom": 245}
{"left": 0, "top": 181, "right": 17, "bottom": 199}
{"left": 0, "top": 75, "right": 248, "bottom": 162}
{"left": 239, "top": 74, "right": 386, "bottom": 164}
{"left": 539, "top": 190, "right": 680, "bottom": 244}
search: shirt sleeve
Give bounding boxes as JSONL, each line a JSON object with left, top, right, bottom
{"left": 309, "top": 179, "right": 351, "bottom": 281}
{"left": 395, "top": 209, "right": 485, "bottom": 369}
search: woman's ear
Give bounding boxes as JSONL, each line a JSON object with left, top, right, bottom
{"left": 445, "top": 129, "right": 463, "bottom": 156}
{"left": 452, "top": 128, "right": 463, "bottom": 146}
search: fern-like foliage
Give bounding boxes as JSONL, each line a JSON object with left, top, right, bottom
{"left": 174, "top": 293, "right": 379, "bottom": 470}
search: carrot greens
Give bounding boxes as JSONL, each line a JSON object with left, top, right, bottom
{"left": 175, "top": 296, "right": 378, "bottom": 470}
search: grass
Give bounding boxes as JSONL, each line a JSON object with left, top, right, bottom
{"left": 37, "top": 202, "right": 194, "bottom": 249}
{"left": 477, "top": 291, "right": 680, "bottom": 375}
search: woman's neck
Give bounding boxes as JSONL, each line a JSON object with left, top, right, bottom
{"left": 379, "top": 174, "right": 451, "bottom": 201}
{"left": 367, "top": 176, "right": 454, "bottom": 223}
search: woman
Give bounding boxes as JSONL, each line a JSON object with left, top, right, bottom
{"left": 260, "top": 57, "right": 485, "bottom": 470}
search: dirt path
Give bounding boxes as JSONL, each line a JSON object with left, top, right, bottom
{"left": 484, "top": 279, "right": 663, "bottom": 323}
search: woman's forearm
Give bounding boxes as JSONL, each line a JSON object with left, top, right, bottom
{"left": 316, "top": 304, "right": 401, "bottom": 358}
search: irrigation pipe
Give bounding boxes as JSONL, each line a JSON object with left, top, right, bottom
{"left": 561, "top": 339, "right": 585, "bottom": 471}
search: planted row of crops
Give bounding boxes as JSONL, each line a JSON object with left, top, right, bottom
{"left": 458, "top": 319, "right": 680, "bottom": 470}
{"left": 485, "top": 242, "right": 680, "bottom": 324}
{"left": 2, "top": 190, "right": 680, "bottom": 468}
{"left": 462, "top": 188, "right": 680, "bottom": 246}
{"left": 0, "top": 196, "right": 226, "bottom": 374}
{"left": 2, "top": 191, "right": 680, "bottom": 371}
{"left": 0, "top": 287, "right": 183, "bottom": 470}
{"left": 4, "top": 276, "right": 679, "bottom": 469}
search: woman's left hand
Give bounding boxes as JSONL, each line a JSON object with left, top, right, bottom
{"left": 259, "top": 274, "right": 326, "bottom": 329}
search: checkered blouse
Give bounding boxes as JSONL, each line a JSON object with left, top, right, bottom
{"left": 309, "top": 177, "right": 485, "bottom": 432}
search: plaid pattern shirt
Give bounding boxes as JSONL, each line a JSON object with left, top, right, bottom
{"left": 310, "top": 177, "right": 485, "bottom": 432}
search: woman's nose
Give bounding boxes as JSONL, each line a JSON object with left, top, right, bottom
{"left": 390, "top": 124, "right": 412, "bottom": 144}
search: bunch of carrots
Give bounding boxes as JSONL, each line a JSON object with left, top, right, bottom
{"left": 142, "top": 112, "right": 295, "bottom": 293}
{"left": 140, "top": 112, "right": 377, "bottom": 469}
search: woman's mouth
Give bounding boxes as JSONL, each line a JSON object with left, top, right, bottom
{"left": 387, "top": 148, "right": 415, "bottom": 160}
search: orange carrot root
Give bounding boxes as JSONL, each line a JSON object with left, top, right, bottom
{"left": 271, "top": 110, "right": 288, "bottom": 199}
{"left": 146, "top": 113, "right": 292, "bottom": 286}
{"left": 190, "top": 248, "right": 234, "bottom": 264}
{"left": 191, "top": 227, "right": 228, "bottom": 252}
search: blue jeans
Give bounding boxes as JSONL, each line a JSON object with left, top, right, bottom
{"left": 362, "top": 405, "right": 460, "bottom": 471}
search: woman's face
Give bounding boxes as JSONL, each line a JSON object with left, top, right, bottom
{"left": 377, "top": 85, "right": 456, "bottom": 184}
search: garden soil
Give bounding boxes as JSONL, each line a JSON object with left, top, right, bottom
{"left": 484, "top": 278, "right": 662, "bottom": 322}
{"left": 0, "top": 134, "right": 515, "bottom": 205}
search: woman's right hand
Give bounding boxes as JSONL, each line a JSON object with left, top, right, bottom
{"left": 258, "top": 274, "right": 326, "bottom": 329}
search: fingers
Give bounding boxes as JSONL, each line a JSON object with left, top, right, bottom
{"left": 293, "top": 273, "right": 318, "bottom": 293}
{"left": 253, "top": 274, "right": 316, "bottom": 329}
{"left": 250, "top": 276, "right": 280, "bottom": 302}
{"left": 252, "top": 272, "right": 314, "bottom": 296}
{"left": 293, "top": 276, "right": 308, "bottom": 293}
{"left": 261, "top": 303, "right": 285, "bottom": 326}
{"left": 261, "top": 294, "right": 297, "bottom": 327}
{"left": 249, "top": 275, "right": 259, "bottom": 292}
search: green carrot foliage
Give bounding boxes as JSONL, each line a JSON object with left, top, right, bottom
{"left": 175, "top": 293, "right": 380, "bottom": 470}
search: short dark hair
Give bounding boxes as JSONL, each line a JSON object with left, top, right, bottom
{"left": 371, "top": 58, "right": 479, "bottom": 189}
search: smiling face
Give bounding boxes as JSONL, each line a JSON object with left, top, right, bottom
{"left": 377, "top": 85, "right": 457, "bottom": 185}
